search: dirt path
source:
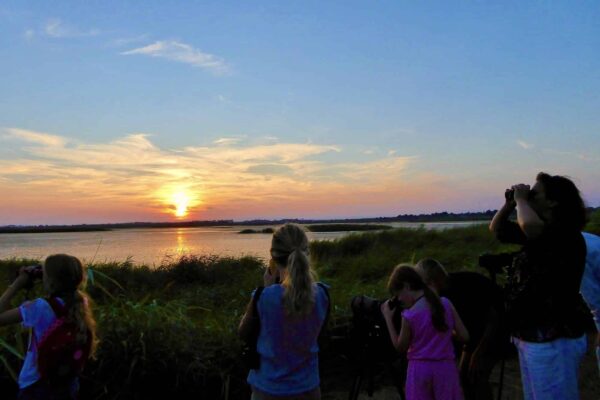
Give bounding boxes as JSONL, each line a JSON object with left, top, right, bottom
{"left": 321, "top": 334, "right": 599, "bottom": 400}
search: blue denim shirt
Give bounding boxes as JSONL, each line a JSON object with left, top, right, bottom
{"left": 581, "top": 232, "right": 600, "bottom": 331}
{"left": 582, "top": 232, "right": 600, "bottom": 375}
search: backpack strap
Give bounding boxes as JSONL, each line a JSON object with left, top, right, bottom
{"left": 45, "top": 297, "right": 67, "bottom": 318}
{"left": 317, "top": 282, "right": 331, "bottom": 335}
{"left": 26, "top": 298, "right": 65, "bottom": 353}
{"left": 252, "top": 286, "right": 265, "bottom": 316}
{"left": 245, "top": 286, "right": 264, "bottom": 342}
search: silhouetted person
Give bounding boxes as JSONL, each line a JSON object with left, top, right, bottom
{"left": 490, "top": 172, "right": 589, "bottom": 399}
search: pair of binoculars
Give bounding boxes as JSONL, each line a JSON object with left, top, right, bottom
{"left": 18, "top": 265, "right": 43, "bottom": 290}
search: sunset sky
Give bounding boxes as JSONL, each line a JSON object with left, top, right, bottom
{"left": 1, "top": 1, "right": 599, "bottom": 224}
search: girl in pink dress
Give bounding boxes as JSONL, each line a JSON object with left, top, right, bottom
{"left": 381, "top": 265, "right": 469, "bottom": 400}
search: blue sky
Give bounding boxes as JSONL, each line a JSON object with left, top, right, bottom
{"left": 1, "top": 1, "right": 599, "bottom": 224}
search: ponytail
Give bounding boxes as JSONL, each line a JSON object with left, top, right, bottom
{"left": 66, "top": 290, "right": 99, "bottom": 357}
{"left": 423, "top": 286, "right": 448, "bottom": 332}
{"left": 45, "top": 254, "right": 99, "bottom": 358}
{"left": 282, "top": 248, "right": 315, "bottom": 316}
{"left": 271, "top": 224, "right": 317, "bottom": 317}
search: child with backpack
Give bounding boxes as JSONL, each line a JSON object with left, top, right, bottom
{"left": 0, "top": 254, "right": 98, "bottom": 400}
{"left": 380, "top": 264, "right": 469, "bottom": 400}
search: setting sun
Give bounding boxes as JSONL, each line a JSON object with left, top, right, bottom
{"left": 156, "top": 186, "right": 201, "bottom": 219}
{"left": 172, "top": 192, "right": 190, "bottom": 218}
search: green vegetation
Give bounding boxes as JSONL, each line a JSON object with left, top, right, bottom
{"left": 307, "top": 224, "right": 393, "bottom": 232}
{"left": 314, "top": 224, "right": 518, "bottom": 311}
{"left": 587, "top": 208, "right": 600, "bottom": 235}
{"left": 2, "top": 221, "right": 598, "bottom": 398}
{"left": 0, "top": 256, "right": 265, "bottom": 399}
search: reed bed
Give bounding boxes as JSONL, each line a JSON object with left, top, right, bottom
{"left": 1, "top": 212, "right": 598, "bottom": 399}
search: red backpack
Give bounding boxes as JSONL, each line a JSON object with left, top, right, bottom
{"left": 37, "top": 297, "right": 92, "bottom": 384}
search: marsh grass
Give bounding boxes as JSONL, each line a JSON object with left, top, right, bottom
{"left": 0, "top": 255, "right": 264, "bottom": 399}
{"left": 312, "top": 224, "right": 520, "bottom": 318}
{"left": 1, "top": 214, "right": 598, "bottom": 399}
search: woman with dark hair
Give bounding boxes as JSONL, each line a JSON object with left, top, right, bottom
{"left": 238, "top": 224, "right": 330, "bottom": 400}
{"left": 490, "top": 172, "right": 589, "bottom": 399}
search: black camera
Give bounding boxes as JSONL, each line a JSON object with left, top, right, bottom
{"left": 348, "top": 296, "right": 405, "bottom": 400}
{"left": 479, "top": 253, "right": 514, "bottom": 274}
{"left": 349, "top": 296, "right": 403, "bottom": 361}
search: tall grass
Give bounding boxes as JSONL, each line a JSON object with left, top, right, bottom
{"left": 311, "top": 224, "right": 519, "bottom": 316}
{"left": 0, "top": 255, "right": 263, "bottom": 399}
{"left": 1, "top": 218, "right": 598, "bottom": 398}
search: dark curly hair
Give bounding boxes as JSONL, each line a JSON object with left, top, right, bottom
{"left": 536, "top": 172, "right": 587, "bottom": 231}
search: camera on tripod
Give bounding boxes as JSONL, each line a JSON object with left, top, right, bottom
{"left": 349, "top": 295, "right": 403, "bottom": 357}
{"left": 348, "top": 295, "right": 405, "bottom": 400}
{"left": 478, "top": 252, "right": 516, "bottom": 283}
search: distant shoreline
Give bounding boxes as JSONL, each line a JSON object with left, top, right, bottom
{"left": 0, "top": 211, "right": 496, "bottom": 234}
{"left": 1, "top": 207, "right": 597, "bottom": 234}
{"left": 0, "top": 226, "right": 113, "bottom": 234}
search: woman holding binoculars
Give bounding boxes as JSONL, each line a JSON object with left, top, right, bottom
{"left": 490, "top": 172, "right": 589, "bottom": 400}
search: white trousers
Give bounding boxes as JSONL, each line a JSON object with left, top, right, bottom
{"left": 513, "top": 335, "right": 587, "bottom": 400}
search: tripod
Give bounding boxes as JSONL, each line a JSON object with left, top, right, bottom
{"left": 348, "top": 335, "right": 405, "bottom": 400}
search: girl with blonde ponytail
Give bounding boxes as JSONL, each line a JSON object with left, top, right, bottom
{"left": 239, "top": 224, "right": 330, "bottom": 400}
{"left": 0, "top": 254, "right": 98, "bottom": 400}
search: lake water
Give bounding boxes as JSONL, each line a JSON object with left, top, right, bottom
{"left": 0, "top": 222, "right": 485, "bottom": 266}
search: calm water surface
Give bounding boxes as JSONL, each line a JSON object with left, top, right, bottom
{"left": 0, "top": 222, "right": 484, "bottom": 266}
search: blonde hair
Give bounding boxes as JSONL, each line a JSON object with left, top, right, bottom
{"left": 415, "top": 258, "right": 448, "bottom": 291}
{"left": 44, "top": 254, "right": 99, "bottom": 358}
{"left": 271, "top": 224, "right": 316, "bottom": 316}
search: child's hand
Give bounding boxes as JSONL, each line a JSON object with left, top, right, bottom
{"left": 12, "top": 268, "right": 30, "bottom": 290}
{"left": 380, "top": 300, "right": 394, "bottom": 321}
{"left": 263, "top": 267, "right": 279, "bottom": 287}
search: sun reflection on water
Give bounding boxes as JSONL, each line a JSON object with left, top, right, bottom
{"left": 176, "top": 228, "right": 189, "bottom": 255}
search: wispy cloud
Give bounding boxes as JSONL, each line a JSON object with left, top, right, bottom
{"left": 517, "top": 140, "right": 534, "bottom": 150}
{"left": 43, "top": 18, "right": 100, "bottom": 38}
{"left": 514, "top": 139, "right": 595, "bottom": 162}
{"left": 0, "top": 128, "right": 424, "bottom": 221}
{"left": 4, "top": 128, "right": 67, "bottom": 147}
{"left": 122, "top": 40, "right": 230, "bottom": 74}
{"left": 213, "top": 137, "right": 244, "bottom": 146}
{"left": 216, "top": 94, "right": 232, "bottom": 104}
{"left": 542, "top": 148, "right": 597, "bottom": 162}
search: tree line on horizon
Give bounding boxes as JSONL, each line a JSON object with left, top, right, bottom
{"left": 1, "top": 207, "right": 598, "bottom": 233}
